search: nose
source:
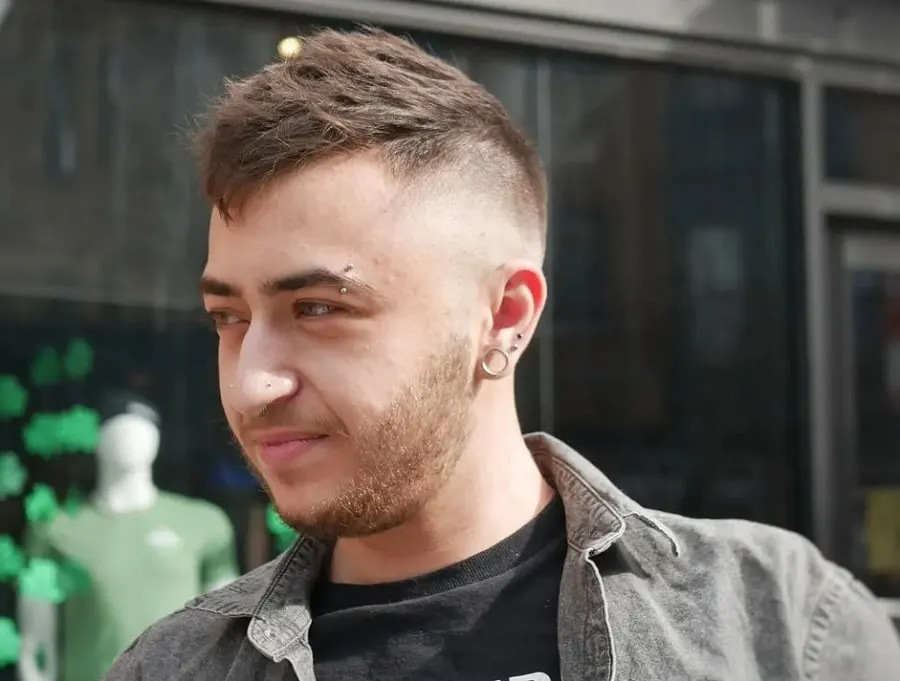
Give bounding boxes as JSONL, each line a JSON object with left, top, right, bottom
{"left": 226, "top": 323, "right": 299, "bottom": 416}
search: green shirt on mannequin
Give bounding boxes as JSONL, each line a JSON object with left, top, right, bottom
{"left": 26, "top": 492, "right": 238, "bottom": 681}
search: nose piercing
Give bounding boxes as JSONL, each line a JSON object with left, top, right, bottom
{"left": 257, "top": 382, "right": 274, "bottom": 416}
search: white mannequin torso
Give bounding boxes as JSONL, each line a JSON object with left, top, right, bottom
{"left": 17, "top": 408, "right": 235, "bottom": 681}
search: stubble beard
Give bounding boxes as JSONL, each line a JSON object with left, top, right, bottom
{"left": 241, "top": 335, "right": 476, "bottom": 541}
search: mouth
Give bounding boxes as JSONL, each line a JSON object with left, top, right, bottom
{"left": 254, "top": 433, "right": 329, "bottom": 468}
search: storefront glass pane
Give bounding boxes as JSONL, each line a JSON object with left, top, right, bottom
{"left": 825, "top": 87, "right": 900, "bottom": 187}
{"left": 546, "top": 59, "right": 804, "bottom": 527}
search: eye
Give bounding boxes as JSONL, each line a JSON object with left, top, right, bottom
{"left": 293, "top": 301, "right": 339, "bottom": 318}
{"left": 206, "top": 310, "right": 246, "bottom": 330}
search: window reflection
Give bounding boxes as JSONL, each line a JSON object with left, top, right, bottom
{"left": 547, "top": 60, "right": 803, "bottom": 526}
{"left": 848, "top": 269, "right": 900, "bottom": 600}
{"left": 825, "top": 88, "right": 900, "bottom": 187}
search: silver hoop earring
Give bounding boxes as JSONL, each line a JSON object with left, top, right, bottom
{"left": 481, "top": 347, "right": 511, "bottom": 379}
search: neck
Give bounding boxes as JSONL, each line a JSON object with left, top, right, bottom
{"left": 330, "top": 392, "right": 555, "bottom": 585}
{"left": 94, "top": 466, "right": 158, "bottom": 514}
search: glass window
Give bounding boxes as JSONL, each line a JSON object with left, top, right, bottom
{"left": 546, "top": 59, "right": 805, "bottom": 528}
{"left": 0, "top": 7, "right": 310, "bottom": 672}
{"left": 830, "top": 224, "right": 900, "bottom": 607}
{"left": 825, "top": 87, "right": 900, "bottom": 186}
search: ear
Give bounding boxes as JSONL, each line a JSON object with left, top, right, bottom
{"left": 484, "top": 260, "right": 547, "bottom": 367}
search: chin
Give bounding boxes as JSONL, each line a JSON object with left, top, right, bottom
{"left": 267, "top": 478, "right": 338, "bottom": 522}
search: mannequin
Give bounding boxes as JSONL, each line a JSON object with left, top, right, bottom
{"left": 18, "top": 393, "right": 239, "bottom": 681}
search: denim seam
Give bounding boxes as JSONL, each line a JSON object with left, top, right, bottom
{"left": 587, "top": 555, "right": 617, "bottom": 681}
{"left": 188, "top": 602, "right": 248, "bottom": 619}
{"left": 801, "top": 566, "right": 848, "bottom": 680}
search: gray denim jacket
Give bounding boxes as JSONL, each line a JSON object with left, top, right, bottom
{"left": 105, "top": 433, "right": 900, "bottom": 680}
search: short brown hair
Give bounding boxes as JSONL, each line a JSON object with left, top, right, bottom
{"left": 194, "top": 27, "right": 546, "bottom": 248}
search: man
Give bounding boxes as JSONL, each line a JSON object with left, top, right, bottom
{"left": 106, "top": 27, "right": 899, "bottom": 681}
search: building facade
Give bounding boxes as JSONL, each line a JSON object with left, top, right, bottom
{"left": 0, "top": 0, "right": 899, "bottom": 662}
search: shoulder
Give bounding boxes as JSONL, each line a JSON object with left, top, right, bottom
{"left": 647, "top": 512, "right": 836, "bottom": 613}
{"left": 186, "top": 554, "right": 281, "bottom": 615}
{"left": 654, "top": 512, "right": 833, "bottom": 588}
{"left": 103, "top": 605, "right": 251, "bottom": 680}
{"left": 637, "top": 511, "right": 900, "bottom": 677}
{"left": 103, "top": 558, "right": 282, "bottom": 679}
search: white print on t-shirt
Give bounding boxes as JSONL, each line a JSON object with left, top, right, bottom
{"left": 494, "top": 674, "right": 552, "bottom": 681}
{"left": 145, "top": 527, "right": 185, "bottom": 550}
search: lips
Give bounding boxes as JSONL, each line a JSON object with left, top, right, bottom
{"left": 254, "top": 432, "right": 329, "bottom": 468}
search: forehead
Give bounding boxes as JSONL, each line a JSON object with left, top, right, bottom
{"left": 206, "top": 155, "right": 428, "bottom": 286}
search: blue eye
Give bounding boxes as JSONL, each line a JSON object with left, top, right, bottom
{"left": 294, "top": 301, "right": 337, "bottom": 318}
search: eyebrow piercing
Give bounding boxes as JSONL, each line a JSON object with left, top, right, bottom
{"left": 342, "top": 264, "right": 354, "bottom": 273}
{"left": 339, "top": 287, "right": 349, "bottom": 295}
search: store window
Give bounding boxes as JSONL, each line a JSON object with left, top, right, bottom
{"left": 0, "top": 0, "right": 806, "bottom": 676}
{"left": 825, "top": 87, "right": 900, "bottom": 186}
{"left": 0, "top": 2, "right": 305, "bottom": 678}
{"left": 545, "top": 60, "right": 804, "bottom": 526}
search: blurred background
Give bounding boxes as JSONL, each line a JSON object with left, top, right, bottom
{"left": 1, "top": 0, "right": 900, "bottom": 673}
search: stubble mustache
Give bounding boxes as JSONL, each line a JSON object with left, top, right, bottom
{"left": 241, "top": 405, "right": 351, "bottom": 441}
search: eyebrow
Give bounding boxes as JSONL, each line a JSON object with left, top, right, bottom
{"left": 199, "top": 267, "right": 382, "bottom": 300}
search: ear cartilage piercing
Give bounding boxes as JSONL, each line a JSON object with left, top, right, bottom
{"left": 510, "top": 344, "right": 519, "bottom": 352}
{"left": 339, "top": 287, "right": 349, "bottom": 295}
{"left": 516, "top": 333, "right": 523, "bottom": 340}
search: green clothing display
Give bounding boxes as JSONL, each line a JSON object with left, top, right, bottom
{"left": 26, "top": 492, "right": 238, "bottom": 681}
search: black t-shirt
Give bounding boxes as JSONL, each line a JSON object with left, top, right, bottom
{"left": 310, "top": 497, "right": 567, "bottom": 681}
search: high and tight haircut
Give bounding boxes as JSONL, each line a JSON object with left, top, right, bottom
{"left": 193, "top": 26, "right": 547, "bottom": 251}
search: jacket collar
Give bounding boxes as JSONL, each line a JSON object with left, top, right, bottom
{"left": 199, "top": 432, "right": 681, "bottom": 664}
{"left": 527, "top": 432, "right": 681, "bottom": 557}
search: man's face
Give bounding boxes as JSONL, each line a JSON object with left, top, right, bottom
{"left": 201, "top": 155, "right": 483, "bottom": 540}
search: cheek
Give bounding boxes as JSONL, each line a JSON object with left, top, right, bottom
{"left": 220, "top": 394, "right": 242, "bottom": 444}
{"left": 216, "top": 344, "right": 241, "bottom": 429}
{"left": 300, "top": 348, "right": 407, "bottom": 412}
